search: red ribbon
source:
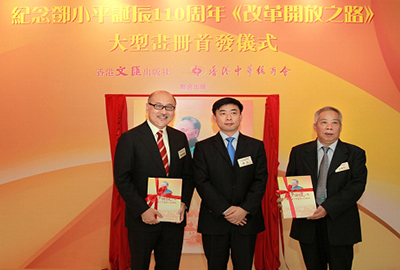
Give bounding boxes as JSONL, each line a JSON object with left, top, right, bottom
{"left": 276, "top": 177, "right": 313, "bottom": 218}
{"left": 145, "top": 178, "right": 181, "bottom": 218}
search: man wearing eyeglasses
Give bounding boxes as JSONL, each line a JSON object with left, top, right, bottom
{"left": 114, "top": 90, "right": 194, "bottom": 270}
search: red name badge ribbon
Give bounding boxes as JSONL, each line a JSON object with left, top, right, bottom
{"left": 145, "top": 178, "right": 181, "bottom": 218}
{"left": 276, "top": 177, "right": 313, "bottom": 218}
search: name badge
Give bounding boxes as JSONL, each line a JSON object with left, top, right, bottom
{"left": 238, "top": 156, "right": 253, "bottom": 167}
{"left": 335, "top": 162, "right": 350, "bottom": 173}
{"left": 178, "top": 148, "right": 186, "bottom": 159}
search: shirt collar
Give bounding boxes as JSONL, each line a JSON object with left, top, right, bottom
{"left": 219, "top": 130, "right": 239, "bottom": 141}
{"left": 317, "top": 139, "right": 338, "bottom": 152}
{"left": 147, "top": 119, "right": 167, "bottom": 136}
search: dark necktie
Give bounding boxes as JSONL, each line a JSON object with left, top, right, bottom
{"left": 226, "top": 137, "right": 235, "bottom": 165}
{"left": 316, "top": 146, "right": 329, "bottom": 205}
{"left": 157, "top": 130, "right": 169, "bottom": 175}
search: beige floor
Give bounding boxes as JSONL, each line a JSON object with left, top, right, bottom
{"left": 149, "top": 253, "right": 256, "bottom": 270}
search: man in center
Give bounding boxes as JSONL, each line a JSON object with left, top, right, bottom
{"left": 193, "top": 97, "right": 268, "bottom": 270}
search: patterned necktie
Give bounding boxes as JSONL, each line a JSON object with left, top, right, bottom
{"left": 226, "top": 137, "right": 235, "bottom": 165}
{"left": 316, "top": 146, "right": 329, "bottom": 205}
{"left": 157, "top": 130, "right": 169, "bottom": 175}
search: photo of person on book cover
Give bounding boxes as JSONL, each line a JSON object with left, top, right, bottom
{"left": 291, "top": 179, "right": 303, "bottom": 190}
{"left": 160, "top": 181, "right": 173, "bottom": 194}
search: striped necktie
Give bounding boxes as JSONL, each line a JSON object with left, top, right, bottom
{"left": 157, "top": 130, "right": 169, "bottom": 175}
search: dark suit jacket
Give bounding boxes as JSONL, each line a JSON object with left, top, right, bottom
{"left": 113, "top": 121, "right": 194, "bottom": 232}
{"left": 193, "top": 133, "right": 268, "bottom": 236}
{"left": 286, "top": 139, "right": 367, "bottom": 246}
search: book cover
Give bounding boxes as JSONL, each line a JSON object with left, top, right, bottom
{"left": 146, "top": 177, "right": 182, "bottom": 222}
{"left": 277, "top": 175, "right": 316, "bottom": 219}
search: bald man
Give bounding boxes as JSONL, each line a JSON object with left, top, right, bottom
{"left": 114, "top": 91, "right": 194, "bottom": 270}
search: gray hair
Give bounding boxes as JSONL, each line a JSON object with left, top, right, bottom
{"left": 314, "top": 106, "right": 343, "bottom": 124}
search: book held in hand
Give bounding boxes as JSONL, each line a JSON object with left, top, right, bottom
{"left": 277, "top": 175, "right": 316, "bottom": 219}
{"left": 146, "top": 177, "right": 182, "bottom": 222}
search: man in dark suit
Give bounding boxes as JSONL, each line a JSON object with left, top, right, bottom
{"left": 193, "top": 97, "right": 268, "bottom": 270}
{"left": 113, "top": 90, "right": 194, "bottom": 270}
{"left": 285, "top": 106, "right": 367, "bottom": 270}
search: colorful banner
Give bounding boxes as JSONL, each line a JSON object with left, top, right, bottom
{"left": 1, "top": 1, "right": 399, "bottom": 269}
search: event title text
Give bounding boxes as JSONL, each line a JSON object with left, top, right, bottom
{"left": 11, "top": 5, "right": 374, "bottom": 24}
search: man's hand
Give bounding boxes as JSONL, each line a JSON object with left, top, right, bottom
{"left": 276, "top": 194, "right": 283, "bottom": 209}
{"left": 224, "top": 206, "right": 248, "bottom": 226}
{"left": 307, "top": 205, "right": 327, "bottom": 220}
{"left": 175, "top": 202, "right": 186, "bottom": 224}
{"left": 141, "top": 208, "right": 163, "bottom": 225}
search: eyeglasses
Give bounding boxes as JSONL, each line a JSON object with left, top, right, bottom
{"left": 148, "top": 102, "right": 175, "bottom": 111}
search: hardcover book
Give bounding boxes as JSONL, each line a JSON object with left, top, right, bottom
{"left": 277, "top": 175, "right": 316, "bottom": 219}
{"left": 146, "top": 177, "right": 182, "bottom": 222}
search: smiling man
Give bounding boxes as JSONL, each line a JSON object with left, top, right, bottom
{"left": 285, "top": 106, "right": 367, "bottom": 270}
{"left": 193, "top": 97, "right": 268, "bottom": 270}
{"left": 113, "top": 90, "right": 194, "bottom": 270}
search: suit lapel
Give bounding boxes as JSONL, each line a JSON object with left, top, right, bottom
{"left": 166, "top": 126, "right": 179, "bottom": 173}
{"left": 235, "top": 133, "right": 248, "bottom": 161}
{"left": 303, "top": 140, "right": 318, "bottom": 181}
{"left": 328, "top": 140, "right": 348, "bottom": 177}
{"left": 213, "top": 134, "right": 232, "bottom": 166}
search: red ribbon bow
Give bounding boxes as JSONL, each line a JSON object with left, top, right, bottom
{"left": 276, "top": 177, "right": 313, "bottom": 218}
{"left": 145, "top": 178, "right": 181, "bottom": 218}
